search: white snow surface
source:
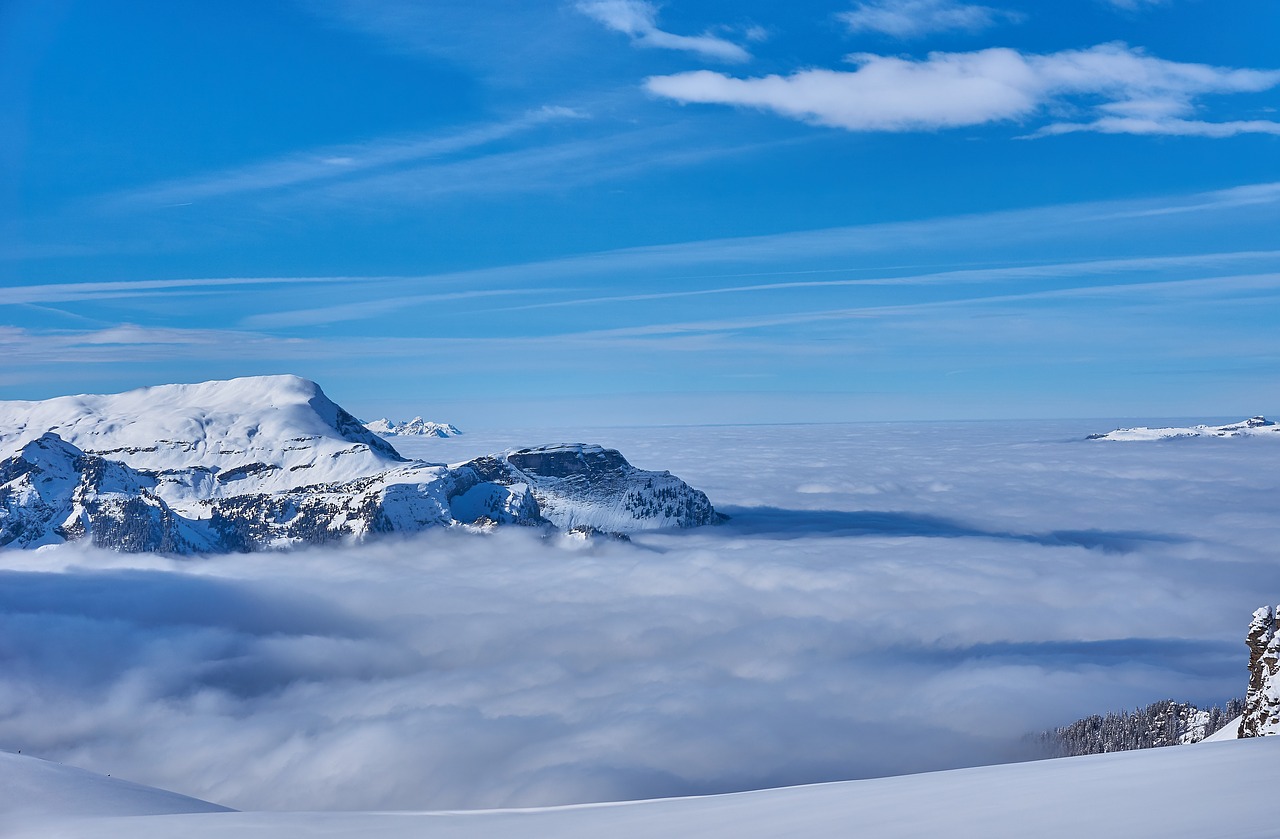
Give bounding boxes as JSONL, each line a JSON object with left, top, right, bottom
{"left": 0, "top": 375, "right": 405, "bottom": 509}
{"left": 6, "top": 738, "right": 1278, "bottom": 839}
{"left": 1089, "top": 415, "right": 1279, "bottom": 441}
{"left": 1202, "top": 715, "right": 1243, "bottom": 742}
{"left": 365, "top": 417, "right": 461, "bottom": 437}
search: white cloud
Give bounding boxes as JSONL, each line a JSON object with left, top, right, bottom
{"left": 576, "top": 0, "right": 751, "bottom": 63}
{"left": 838, "top": 0, "right": 1019, "bottom": 38}
{"left": 645, "top": 43, "right": 1280, "bottom": 136}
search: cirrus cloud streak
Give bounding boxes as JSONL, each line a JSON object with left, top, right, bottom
{"left": 838, "top": 0, "right": 1021, "bottom": 38}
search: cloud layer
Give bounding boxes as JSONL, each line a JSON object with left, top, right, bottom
{"left": 2, "top": 423, "right": 1277, "bottom": 811}
{"left": 646, "top": 43, "right": 1280, "bottom": 135}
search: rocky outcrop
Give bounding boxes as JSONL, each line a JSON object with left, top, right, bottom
{"left": 1239, "top": 605, "right": 1280, "bottom": 737}
{"left": 0, "top": 433, "right": 211, "bottom": 553}
{"left": 1041, "top": 698, "right": 1244, "bottom": 756}
{"left": 459, "top": 444, "right": 724, "bottom": 532}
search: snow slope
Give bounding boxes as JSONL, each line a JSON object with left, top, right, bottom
{"left": 6, "top": 738, "right": 1278, "bottom": 838}
{"left": 1088, "top": 416, "right": 1279, "bottom": 441}
{"left": 1203, "top": 716, "right": 1243, "bottom": 742}
{"left": 0, "top": 751, "right": 229, "bottom": 818}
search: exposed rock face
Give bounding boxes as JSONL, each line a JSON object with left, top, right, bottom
{"left": 0, "top": 433, "right": 210, "bottom": 553}
{"left": 1239, "top": 605, "right": 1280, "bottom": 738}
{"left": 460, "top": 444, "right": 724, "bottom": 532}
{"left": 0, "top": 378, "right": 720, "bottom": 553}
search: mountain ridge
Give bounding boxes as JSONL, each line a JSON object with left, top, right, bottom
{"left": 0, "top": 376, "right": 720, "bottom": 553}
{"left": 364, "top": 417, "right": 461, "bottom": 437}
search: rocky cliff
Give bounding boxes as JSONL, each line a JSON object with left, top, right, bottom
{"left": 1239, "top": 604, "right": 1280, "bottom": 737}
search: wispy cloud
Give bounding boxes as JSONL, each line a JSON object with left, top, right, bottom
{"left": 576, "top": 0, "right": 751, "bottom": 63}
{"left": 646, "top": 43, "right": 1280, "bottom": 136}
{"left": 6, "top": 181, "right": 1278, "bottom": 409}
{"left": 552, "top": 272, "right": 1280, "bottom": 341}
{"left": 0, "top": 325, "right": 310, "bottom": 363}
{"left": 496, "top": 250, "right": 1280, "bottom": 313}
{"left": 1034, "top": 116, "right": 1280, "bottom": 138}
{"left": 838, "top": 0, "right": 1021, "bottom": 38}
{"left": 103, "top": 108, "right": 586, "bottom": 209}
{"left": 302, "top": 1, "right": 592, "bottom": 81}
{"left": 1101, "top": 0, "right": 1169, "bottom": 10}
{"left": 240, "top": 288, "right": 559, "bottom": 329}
{"left": 1097, "top": 182, "right": 1280, "bottom": 219}
{"left": 0, "top": 276, "right": 361, "bottom": 306}
{"left": 91, "top": 116, "right": 779, "bottom": 219}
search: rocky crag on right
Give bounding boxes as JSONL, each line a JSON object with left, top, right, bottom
{"left": 1240, "top": 604, "right": 1280, "bottom": 737}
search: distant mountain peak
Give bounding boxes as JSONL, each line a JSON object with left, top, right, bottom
{"left": 364, "top": 417, "right": 462, "bottom": 437}
{"left": 1087, "top": 416, "right": 1279, "bottom": 441}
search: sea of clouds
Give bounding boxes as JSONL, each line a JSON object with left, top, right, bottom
{"left": 2, "top": 420, "right": 1278, "bottom": 810}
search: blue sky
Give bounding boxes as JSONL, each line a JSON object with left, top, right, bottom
{"left": 2, "top": 0, "right": 1278, "bottom": 426}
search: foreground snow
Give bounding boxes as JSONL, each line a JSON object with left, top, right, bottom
{"left": 6, "top": 738, "right": 1277, "bottom": 838}
{"left": 0, "top": 752, "right": 228, "bottom": 819}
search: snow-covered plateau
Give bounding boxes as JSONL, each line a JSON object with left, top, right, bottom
{"left": 0, "top": 376, "right": 719, "bottom": 552}
{"left": 1088, "top": 415, "right": 1279, "bottom": 440}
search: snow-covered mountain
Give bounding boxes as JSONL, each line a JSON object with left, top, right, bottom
{"left": 364, "top": 417, "right": 461, "bottom": 437}
{"left": 0, "top": 375, "right": 405, "bottom": 503}
{"left": 1087, "top": 416, "right": 1278, "bottom": 441}
{"left": 0, "top": 376, "right": 720, "bottom": 553}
